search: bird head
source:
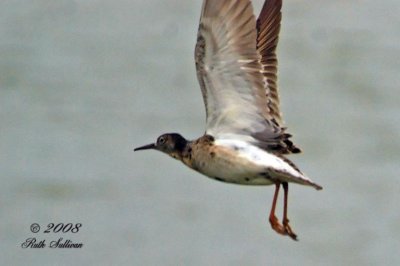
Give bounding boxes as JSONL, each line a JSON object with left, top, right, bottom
{"left": 134, "top": 133, "right": 188, "bottom": 160}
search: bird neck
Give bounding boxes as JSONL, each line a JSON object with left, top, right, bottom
{"left": 168, "top": 137, "right": 191, "bottom": 161}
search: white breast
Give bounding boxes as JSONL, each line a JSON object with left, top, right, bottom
{"left": 191, "top": 138, "right": 296, "bottom": 185}
{"left": 215, "top": 139, "right": 299, "bottom": 174}
{"left": 192, "top": 138, "right": 320, "bottom": 188}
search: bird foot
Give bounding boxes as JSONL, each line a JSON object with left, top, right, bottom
{"left": 269, "top": 216, "right": 298, "bottom": 241}
{"left": 283, "top": 218, "right": 298, "bottom": 241}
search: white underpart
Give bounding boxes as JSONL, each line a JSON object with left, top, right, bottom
{"left": 213, "top": 138, "right": 315, "bottom": 186}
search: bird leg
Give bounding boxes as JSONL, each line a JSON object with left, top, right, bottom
{"left": 282, "top": 182, "right": 297, "bottom": 240}
{"left": 269, "top": 183, "right": 286, "bottom": 235}
{"left": 268, "top": 182, "right": 298, "bottom": 241}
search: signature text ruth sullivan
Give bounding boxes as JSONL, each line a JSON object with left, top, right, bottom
{"left": 21, "top": 237, "right": 83, "bottom": 249}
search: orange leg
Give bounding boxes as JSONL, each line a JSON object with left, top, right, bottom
{"left": 268, "top": 182, "right": 298, "bottom": 240}
{"left": 269, "top": 183, "right": 285, "bottom": 235}
{"left": 282, "top": 182, "right": 297, "bottom": 240}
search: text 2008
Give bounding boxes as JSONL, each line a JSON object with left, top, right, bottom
{"left": 44, "top": 223, "right": 82, "bottom": 233}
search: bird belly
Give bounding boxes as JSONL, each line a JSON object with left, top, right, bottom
{"left": 200, "top": 155, "right": 274, "bottom": 185}
{"left": 189, "top": 143, "right": 277, "bottom": 185}
{"left": 187, "top": 139, "right": 319, "bottom": 188}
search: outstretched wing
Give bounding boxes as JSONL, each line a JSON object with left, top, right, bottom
{"left": 257, "top": 0, "right": 283, "bottom": 125}
{"left": 195, "top": 0, "right": 300, "bottom": 154}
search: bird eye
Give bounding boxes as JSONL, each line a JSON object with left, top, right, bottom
{"left": 158, "top": 136, "right": 166, "bottom": 145}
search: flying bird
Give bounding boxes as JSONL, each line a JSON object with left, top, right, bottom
{"left": 135, "top": 0, "right": 322, "bottom": 240}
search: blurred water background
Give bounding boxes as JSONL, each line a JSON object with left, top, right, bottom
{"left": 1, "top": 0, "right": 399, "bottom": 265}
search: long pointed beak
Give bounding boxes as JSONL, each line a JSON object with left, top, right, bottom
{"left": 134, "top": 143, "right": 156, "bottom": 151}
